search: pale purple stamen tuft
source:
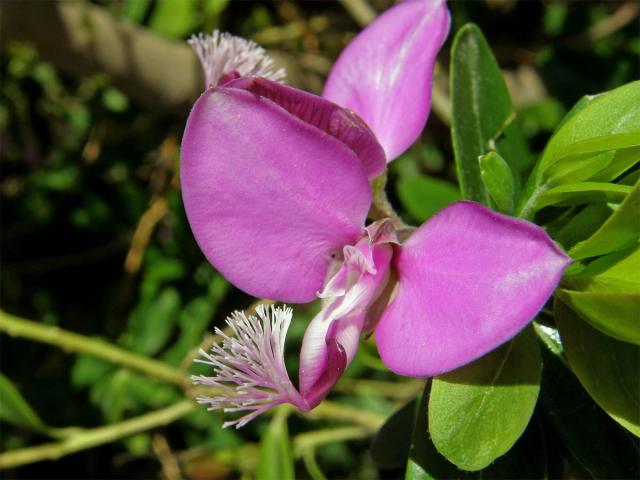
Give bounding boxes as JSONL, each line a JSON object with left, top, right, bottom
{"left": 188, "top": 30, "right": 286, "bottom": 87}
{"left": 192, "top": 304, "right": 306, "bottom": 428}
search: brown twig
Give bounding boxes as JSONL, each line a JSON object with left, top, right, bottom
{"left": 124, "top": 196, "right": 168, "bottom": 274}
{"left": 152, "top": 434, "right": 183, "bottom": 480}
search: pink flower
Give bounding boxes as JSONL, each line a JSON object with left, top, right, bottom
{"left": 183, "top": 0, "right": 570, "bottom": 428}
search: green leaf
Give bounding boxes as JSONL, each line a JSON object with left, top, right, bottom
{"left": 553, "top": 203, "right": 614, "bottom": 250}
{"left": 590, "top": 146, "right": 640, "bottom": 182}
{"left": 569, "top": 179, "right": 640, "bottom": 259}
{"left": 554, "top": 94, "right": 598, "bottom": 131}
{"left": 545, "top": 150, "right": 614, "bottom": 186}
{"left": 0, "top": 372, "right": 47, "bottom": 433}
{"left": 517, "top": 82, "right": 640, "bottom": 218}
{"left": 405, "top": 383, "right": 546, "bottom": 479}
{"left": 163, "top": 275, "right": 228, "bottom": 366}
{"left": 371, "top": 399, "right": 416, "bottom": 469}
{"left": 535, "top": 182, "right": 631, "bottom": 209}
{"left": 256, "top": 408, "right": 295, "bottom": 480}
{"left": 539, "top": 346, "right": 640, "bottom": 479}
{"left": 428, "top": 327, "right": 542, "bottom": 471}
{"left": 561, "top": 245, "right": 640, "bottom": 344}
{"left": 397, "top": 176, "right": 461, "bottom": 223}
{"left": 565, "top": 245, "right": 640, "bottom": 293}
{"left": 450, "top": 24, "right": 521, "bottom": 204}
{"left": 129, "top": 287, "right": 181, "bottom": 356}
{"left": 479, "top": 151, "right": 515, "bottom": 214}
{"left": 539, "top": 81, "right": 640, "bottom": 173}
{"left": 555, "top": 299, "right": 640, "bottom": 436}
{"left": 558, "top": 290, "right": 640, "bottom": 345}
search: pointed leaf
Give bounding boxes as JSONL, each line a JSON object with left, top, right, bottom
{"left": 535, "top": 182, "right": 631, "bottom": 209}
{"left": 0, "top": 373, "right": 47, "bottom": 433}
{"left": 450, "top": 24, "right": 524, "bottom": 203}
{"left": 538, "top": 81, "right": 640, "bottom": 172}
{"left": 479, "top": 151, "right": 516, "bottom": 214}
{"left": 569, "top": 179, "right": 640, "bottom": 259}
{"left": 561, "top": 246, "right": 640, "bottom": 344}
{"left": 256, "top": 408, "right": 295, "bottom": 480}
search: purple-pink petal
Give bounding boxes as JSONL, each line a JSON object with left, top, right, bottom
{"left": 323, "top": 0, "right": 450, "bottom": 162}
{"left": 228, "top": 77, "right": 386, "bottom": 179}
{"left": 375, "top": 201, "right": 571, "bottom": 377}
{"left": 181, "top": 87, "right": 372, "bottom": 302}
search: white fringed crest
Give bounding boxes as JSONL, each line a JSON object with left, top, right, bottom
{"left": 189, "top": 30, "right": 286, "bottom": 87}
{"left": 192, "top": 304, "right": 305, "bottom": 428}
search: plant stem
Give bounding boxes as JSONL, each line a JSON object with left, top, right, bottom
{"left": 306, "top": 401, "right": 385, "bottom": 432}
{"left": 293, "top": 426, "right": 371, "bottom": 456}
{"left": 0, "top": 400, "right": 195, "bottom": 469}
{"left": 0, "top": 310, "right": 185, "bottom": 386}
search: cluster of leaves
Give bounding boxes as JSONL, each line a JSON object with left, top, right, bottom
{"left": 1, "top": 1, "right": 638, "bottom": 479}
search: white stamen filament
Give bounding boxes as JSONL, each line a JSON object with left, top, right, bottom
{"left": 192, "top": 304, "right": 306, "bottom": 428}
{"left": 189, "top": 30, "right": 286, "bottom": 87}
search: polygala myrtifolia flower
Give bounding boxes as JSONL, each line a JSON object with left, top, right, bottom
{"left": 182, "top": 0, "right": 571, "bottom": 428}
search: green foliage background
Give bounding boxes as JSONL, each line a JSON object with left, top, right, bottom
{"left": 1, "top": 1, "right": 638, "bottom": 478}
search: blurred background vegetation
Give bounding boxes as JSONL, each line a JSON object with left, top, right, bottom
{"left": 1, "top": 0, "right": 638, "bottom": 478}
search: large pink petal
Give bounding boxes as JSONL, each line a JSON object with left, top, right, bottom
{"left": 181, "top": 87, "right": 371, "bottom": 302}
{"left": 227, "top": 77, "right": 386, "bottom": 179}
{"left": 375, "top": 201, "right": 571, "bottom": 377}
{"left": 323, "top": 0, "right": 450, "bottom": 161}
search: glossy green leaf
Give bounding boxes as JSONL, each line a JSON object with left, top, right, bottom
{"left": 538, "top": 81, "right": 640, "bottom": 172}
{"left": 558, "top": 290, "right": 640, "bottom": 344}
{"left": 565, "top": 245, "right": 639, "bottom": 293}
{"left": 545, "top": 150, "right": 614, "bottom": 185}
{"left": 405, "top": 383, "right": 546, "bottom": 480}
{"left": 450, "top": 24, "right": 518, "bottom": 204}
{"left": 539, "top": 347, "right": 640, "bottom": 479}
{"left": 535, "top": 182, "right": 630, "bottom": 209}
{"left": 590, "top": 146, "right": 640, "bottom": 182}
{"left": 479, "top": 151, "right": 515, "bottom": 214}
{"left": 555, "top": 299, "right": 640, "bottom": 436}
{"left": 561, "top": 246, "right": 640, "bottom": 344}
{"left": 256, "top": 408, "right": 295, "bottom": 480}
{"left": 397, "top": 176, "right": 461, "bottom": 223}
{"left": 554, "top": 94, "right": 598, "bottom": 131}
{"left": 428, "top": 327, "right": 542, "bottom": 471}
{"left": 553, "top": 203, "right": 614, "bottom": 250}
{"left": 0, "top": 372, "right": 47, "bottom": 433}
{"left": 371, "top": 399, "right": 415, "bottom": 470}
{"left": 620, "top": 170, "right": 640, "bottom": 185}
{"left": 517, "top": 82, "right": 640, "bottom": 218}
{"left": 569, "top": 179, "right": 640, "bottom": 259}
